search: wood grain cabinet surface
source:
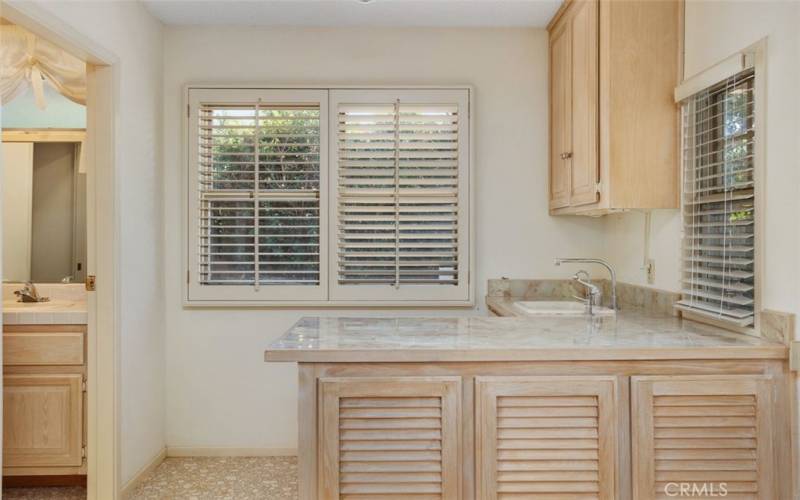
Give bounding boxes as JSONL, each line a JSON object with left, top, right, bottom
{"left": 3, "top": 374, "right": 83, "bottom": 468}
{"left": 3, "top": 325, "right": 87, "bottom": 477}
{"left": 549, "top": 14, "right": 573, "bottom": 210}
{"left": 631, "top": 375, "right": 776, "bottom": 500}
{"left": 475, "top": 376, "right": 620, "bottom": 500}
{"left": 3, "top": 331, "right": 84, "bottom": 366}
{"left": 318, "top": 376, "right": 462, "bottom": 500}
{"left": 548, "top": 0, "right": 680, "bottom": 215}
{"left": 297, "top": 360, "right": 791, "bottom": 500}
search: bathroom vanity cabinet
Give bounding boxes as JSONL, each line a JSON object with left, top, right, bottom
{"left": 266, "top": 316, "right": 792, "bottom": 500}
{"left": 547, "top": 0, "right": 680, "bottom": 215}
{"left": 3, "top": 325, "right": 87, "bottom": 476}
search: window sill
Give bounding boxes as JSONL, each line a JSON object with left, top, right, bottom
{"left": 182, "top": 299, "right": 476, "bottom": 309}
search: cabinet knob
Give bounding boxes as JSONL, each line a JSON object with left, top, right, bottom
{"left": 560, "top": 152, "right": 573, "bottom": 160}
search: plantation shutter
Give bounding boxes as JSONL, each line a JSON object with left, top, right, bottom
{"left": 186, "top": 87, "right": 472, "bottom": 305}
{"left": 188, "top": 89, "right": 328, "bottom": 302}
{"left": 676, "top": 67, "right": 756, "bottom": 327}
{"left": 330, "top": 89, "right": 471, "bottom": 303}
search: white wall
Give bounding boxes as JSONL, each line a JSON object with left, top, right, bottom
{"left": 163, "top": 26, "right": 606, "bottom": 450}
{"left": 603, "top": 211, "right": 682, "bottom": 292}
{"left": 603, "top": 1, "right": 800, "bottom": 321}
{"left": 5, "top": 0, "right": 167, "bottom": 484}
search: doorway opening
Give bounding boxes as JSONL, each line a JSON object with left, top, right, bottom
{"left": 1, "top": 9, "right": 119, "bottom": 500}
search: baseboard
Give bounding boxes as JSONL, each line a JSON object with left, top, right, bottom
{"left": 166, "top": 447, "right": 298, "bottom": 457}
{"left": 119, "top": 447, "right": 166, "bottom": 499}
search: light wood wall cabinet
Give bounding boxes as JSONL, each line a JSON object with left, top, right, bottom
{"left": 548, "top": 0, "right": 680, "bottom": 215}
{"left": 296, "top": 361, "right": 791, "bottom": 500}
{"left": 3, "top": 325, "right": 87, "bottom": 477}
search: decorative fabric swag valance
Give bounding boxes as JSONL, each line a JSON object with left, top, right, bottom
{"left": 0, "top": 25, "right": 86, "bottom": 109}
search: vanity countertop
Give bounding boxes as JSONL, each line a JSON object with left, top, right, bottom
{"left": 3, "top": 299, "right": 88, "bottom": 325}
{"left": 2, "top": 284, "right": 88, "bottom": 325}
{"left": 264, "top": 310, "right": 786, "bottom": 363}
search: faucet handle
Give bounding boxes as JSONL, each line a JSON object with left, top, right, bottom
{"left": 572, "top": 294, "right": 589, "bottom": 304}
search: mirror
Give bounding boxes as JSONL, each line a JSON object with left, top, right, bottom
{"left": 2, "top": 141, "right": 86, "bottom": 283}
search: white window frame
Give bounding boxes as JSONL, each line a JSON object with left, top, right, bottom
{"left": 186, "top": 88, "right": 329, "bottom": 303}
{"left": 183, "top": 85, "right": 474, "bottom": 307}
{"left": 674, "top": 40, "right": 766, "bottom": 334}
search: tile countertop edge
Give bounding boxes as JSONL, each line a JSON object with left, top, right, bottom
{"left": 2, "top": 311, "right": 88, "bottom": 325}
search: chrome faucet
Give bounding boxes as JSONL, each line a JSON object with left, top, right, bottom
{"left": 13, "top": 282, "right": 49, "bottom": 303}
{"left": 555, "top": 258, "right": 617, "bottom": 310}
{"left": 572, "top": 270, "right": 601, "bottom": 315}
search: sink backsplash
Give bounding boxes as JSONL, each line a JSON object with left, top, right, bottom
{"left": 2, "top": 283, "right": 87, "bottom": 302}
{"left": 487, "top": 278, "right": 680, "bottom": 316}
{"left": 488, "top": 278, "right": 585, "bottom": 302}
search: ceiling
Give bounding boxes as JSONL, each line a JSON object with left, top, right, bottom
{"left": 141, "top": 0, "right": 562, "bottom": 28}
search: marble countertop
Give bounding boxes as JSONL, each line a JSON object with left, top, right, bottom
{"left": 265, "top": 308, "right": 786, "bottom": 363}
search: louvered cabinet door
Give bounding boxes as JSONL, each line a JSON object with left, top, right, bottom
{"left": 475, "top": 376, "right": 619, "bottom": 500}
{"left": 318, "top": 377, "right": 461, "bottom": 500}
{"left": 631, "top": 376, "right": 775, "bottom": 500}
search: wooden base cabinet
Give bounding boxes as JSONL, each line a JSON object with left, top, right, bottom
{"left": 3, "top": 325, "right": 87, "bottom": 477}
{"left": 3, "top": 374, "right": 83, "bottom": 468}
{"left": 631, "top": 375, "right": 776, "bottom": 500}
{"left": 301, "top": 364, "right": 790, "bottom": 500}
{"left": 475, "top": 376, "right": 620, "bottom": 500}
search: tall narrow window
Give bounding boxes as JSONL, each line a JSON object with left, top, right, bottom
{"left": 330, "top": 89, "right": 471, "bottom": 303}
{"left": 676, "top": 67, "right": 756, "bottom": 327}
{"left": 187, "top": 89, "right": 328, "bottom": 302}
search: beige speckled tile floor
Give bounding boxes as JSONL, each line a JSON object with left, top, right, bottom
{"left": 1, "top": 457, "right": 297, "bottom": 500}
{"left": 128, "top": 456, "right": 297, "bottom": 500}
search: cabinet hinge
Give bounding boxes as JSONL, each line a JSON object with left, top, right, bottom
{"left": 81, "top": 446, "right": 86, "bottom": 459}
{"left": 82, "top": 377, "right": 87, "bottom": 392}
{"left": 595, "top": 181, "right": 602, "bottom": 194}
{"left": 85, "top": 275, "right": 96, "bottom": 292}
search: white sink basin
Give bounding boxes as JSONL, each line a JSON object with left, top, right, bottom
{"left": 512, "top": 300, "right": 616, "bottom": 317}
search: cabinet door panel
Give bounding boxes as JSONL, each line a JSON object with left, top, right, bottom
{"left": 631, "top": 376, "right": 775, "bottom": 500}
{"left": 319, "top": 376, "right": 461, "bottom": 500}
{"left": 549, "top": 19, "right": 572, "bottom": 209}
{"left": 3, "top": 374, "right": 83, "bottom": 468}
{"left": 476, "top": 376, "right": 620, "bottom": 500}
{"left": 569, "top": 0, "right": 600, "bottom": 206}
